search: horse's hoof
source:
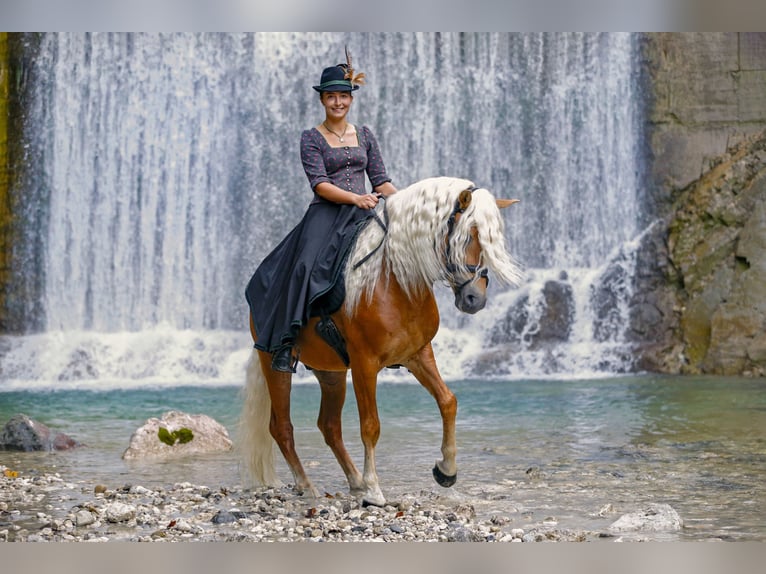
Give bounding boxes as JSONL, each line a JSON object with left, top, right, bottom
{"left": 360, "top": 490, "right": 386, "bottom": 507}
{"left": 432, "top": 464, "right": 457, "bottom": 488}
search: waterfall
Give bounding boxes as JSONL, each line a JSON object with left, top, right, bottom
{"left": 3, "top": 32, "right": 645, "bottom": 386}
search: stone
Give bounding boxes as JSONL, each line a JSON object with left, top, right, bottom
{"left": 104, "top": 502, "right": 136, "bottom": 523}
{"left": 446, "top": 525, "right": 483, "bottom": 542}
{"left": 608, "top": 503, "right": 683, "bottom": 533}
{"left": 489, "top": 278, "right": 574, "bottom": 349}
{"left": 0, "top": 414, "right": 82, "bottom": 451}
{"left": 211, "top": 510, "right": 245, "bottom": 524}
{"left": 122, "top": 410, "right": 232, "bottom": 460}
{"left": 75, "top": 510, "right": 96, "bottom": 527}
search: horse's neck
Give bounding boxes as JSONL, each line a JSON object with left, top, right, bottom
{"left": 379, "top": 263, "right": 437, "bottom": 313}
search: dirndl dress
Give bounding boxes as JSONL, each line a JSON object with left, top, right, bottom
{"left": 245, "top": 125, "right": 392, "bottom": 353}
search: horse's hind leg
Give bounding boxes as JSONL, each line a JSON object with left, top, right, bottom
{"left": 404, "top": 343, "right": 458, "bottom": 487}
{"left": 260, "top": 353, "right": 319, "bottom": 498}
{"left": 312, "top": 370, "right": 366, "bottom": 496}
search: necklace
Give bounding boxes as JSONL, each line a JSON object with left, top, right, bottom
{"left": 323, "top": 122, "right": 348, "bottom": 143}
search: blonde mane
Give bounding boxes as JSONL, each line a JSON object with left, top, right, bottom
{"left": 344, "top": 176, "right": 523, "bottom": 313}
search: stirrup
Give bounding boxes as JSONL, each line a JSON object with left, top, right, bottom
{"left": 271, "top": 346, "right": 297, "bottom": 373}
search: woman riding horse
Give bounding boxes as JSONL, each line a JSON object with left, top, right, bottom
{"left": 245, "top": 51, "right": 396, "bottom": 373}
{"left": 242, "top": 52, "right": 522, "bottom": 507}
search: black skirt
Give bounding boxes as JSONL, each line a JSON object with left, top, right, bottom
{"left": 245, "top": 201, "right": 373, "bottom": 353}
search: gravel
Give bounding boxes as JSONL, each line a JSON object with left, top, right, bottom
{"left": 1, "top": 467, "right": 592, "bottom": 542}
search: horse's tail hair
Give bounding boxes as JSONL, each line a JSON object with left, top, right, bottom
{"left": 239, "top": 350, "right": 281, "bottom": 488}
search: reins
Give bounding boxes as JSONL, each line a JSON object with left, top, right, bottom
{"left": 352, "top": 194, "right": 389, "bottom": 270}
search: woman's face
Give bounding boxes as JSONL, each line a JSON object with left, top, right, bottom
{"left": 321, "top": 91, "right": 353, "bottom": 121}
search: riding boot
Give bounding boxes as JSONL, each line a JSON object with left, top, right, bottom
{"left": 271, "top": 345, "right": 297, "bottom": 373}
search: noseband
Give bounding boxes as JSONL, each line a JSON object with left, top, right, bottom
{"left": 445, "top": 186, "right": 489, "bottom": 294}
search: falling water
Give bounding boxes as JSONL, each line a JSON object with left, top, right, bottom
{"left": 3, "top": 32, "right": 645, "bottom": 386}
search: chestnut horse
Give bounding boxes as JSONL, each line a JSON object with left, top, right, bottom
{"left": 240, "top": 176, "right": 521, "bottom": 507}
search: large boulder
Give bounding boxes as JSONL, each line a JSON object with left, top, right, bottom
{"left": 489, "top": 276, "right": 575, "bottom": 349}
{"left": 122, "top": 410, "right": 233, "bottom": 460}
{"left": 0, "top": 414, "right": 82, "bottom": 451}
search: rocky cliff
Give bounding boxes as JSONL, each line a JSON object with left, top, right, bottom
{"left": 0, "top": 33, "right": 11, "bottom": 332}
{"left": 671, "top": 131, "right": 766, "bottom": 376}
{"left": 634, "top": 34, "right": 766, "bottom": 376}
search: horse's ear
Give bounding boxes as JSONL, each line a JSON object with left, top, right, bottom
{"left": 496, "top": 198, "right": 520, "bottom": 209}
{"left": 458, "top": 189, "right": 473, "bottom": 211}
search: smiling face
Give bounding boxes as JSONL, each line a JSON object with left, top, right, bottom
{"left": 320, "top": 91, "right": 354, "bottom": 121}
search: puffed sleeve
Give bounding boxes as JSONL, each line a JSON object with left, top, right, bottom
{"left": 300, "top": 129, "right": 331, "bottom": 191}
{"left": 362, "top": 126, "right": 392, "bottom": 188}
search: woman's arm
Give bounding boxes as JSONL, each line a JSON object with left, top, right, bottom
{"left": 373, "top": 181, "right": 397, "bottom": 198}
{"left": 314, "top": 182, "right": 379, "bottom": 209}
{"left": 363, "top": 126, "right": 396, "bottom": 198}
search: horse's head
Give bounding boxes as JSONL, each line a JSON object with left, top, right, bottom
{"left": 344, "top": 177, "right": 523, "bottom": 316}
{"left": 444, "top": 187, "right": 520, "bottom": 314}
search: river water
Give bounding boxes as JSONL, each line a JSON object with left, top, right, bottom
{"left": 1, "top": 375, "right": 764, "bottom": 541}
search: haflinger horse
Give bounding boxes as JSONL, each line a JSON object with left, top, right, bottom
{"left": 240, "top": 176, "right": 522, "bottom": 507}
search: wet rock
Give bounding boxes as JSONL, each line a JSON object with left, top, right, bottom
{"left": 122, "top": 410, "right": 232, "bottom": 460}
{"left": 75, "top": 509, "right": 96, "bottom": 527}
{"left": 0, "top": 414, "right": 82, "bottom": 451}
{"left": 608, "top": 503, "right": 683, "bottom": 533}
{"left": 489, "top": 277, "right": 575, "bottom": 348}
{"left": 57, "top": 349, "right": 98, "bottom": 381}
{"left": 592, "top": 256, "right": 632, "bottom": 343}
{"left": 104, "top": 502, "right": 136, "bottom": 523}
{"left": 446, "top": 525, "right": 483, "bottom": 542}
{"left": 211, "top": 510, "right": 248, "bottom": 524}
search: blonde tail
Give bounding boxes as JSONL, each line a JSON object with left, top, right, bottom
{"left": 239, "top": 350, "right": 281, "bottom": 488}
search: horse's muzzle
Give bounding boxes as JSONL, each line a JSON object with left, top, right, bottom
{"left": 454, "top": 282, "right": 487, "bottom": 314}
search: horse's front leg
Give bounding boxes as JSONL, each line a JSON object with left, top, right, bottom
{"left": 260, "top": 352, "right": 319, "bottom": 498}
{"left": 350, "top": 363, "right": 386, "bottom": 507}
{"left": 312, "top": 369, "right": 366, "bottom": 497}
{"left": 404, "top": 342, "right": 458, "bottom": 487}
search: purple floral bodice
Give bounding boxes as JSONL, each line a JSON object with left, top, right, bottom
{"left": 300, "top": 125, "right": 391, "bottom": 203}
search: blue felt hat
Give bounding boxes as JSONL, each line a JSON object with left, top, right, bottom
{"left": 312, "top": 64, "right": 360, "bottom": 93}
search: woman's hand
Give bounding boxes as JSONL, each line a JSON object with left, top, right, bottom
{"left": 353, "top": 193, "right": 379, "bottom": 210}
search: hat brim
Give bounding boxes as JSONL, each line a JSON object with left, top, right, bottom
{"left": 312, "top": 85, "right": 360, "bottom": 93}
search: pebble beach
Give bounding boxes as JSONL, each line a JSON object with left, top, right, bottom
{"left": 1, "top": 468, "right": 595, "bottom": 543}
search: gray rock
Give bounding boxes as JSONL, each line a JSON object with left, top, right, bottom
{"left": 104, "top": 502, "right": 136, "bottom": 523}
{"left": 489, "top": 277, "right": 575, "bottom": 348}
{"left": 608, "top": 503, "right": 683, "bottom": 533}
{"left": 211, "top": 510, "right": 247, "bottom": 524}
{"left": 75, "top": 509, "right": 96, "bottom": 527}
{"left": 446, "top": 525, "right": 483, "bottom": 542}
{"left": 0, "top": 414, "right": 82, "bottom": 452}
{"left": 122, "top": 410, "right": 232, "bottom": 460}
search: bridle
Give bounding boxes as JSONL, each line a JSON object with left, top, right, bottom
{"left": 445, "top": 186, "right": 489, "bottom": 294}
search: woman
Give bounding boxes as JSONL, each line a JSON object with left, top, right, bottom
{"left": 245, "top": 55, "right": 397, "bottom": 373}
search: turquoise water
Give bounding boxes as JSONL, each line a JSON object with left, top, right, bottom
{"left": 1, "top": 375, "right": 765, "bottom": 541}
